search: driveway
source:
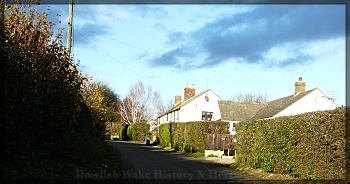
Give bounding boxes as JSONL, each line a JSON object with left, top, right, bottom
{"left": 108, "top": 141, "right": 264, "bottom": 184}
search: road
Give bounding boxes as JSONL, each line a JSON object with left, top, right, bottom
{"left": 108, "top": 141, "right": 264, "bottom": 184}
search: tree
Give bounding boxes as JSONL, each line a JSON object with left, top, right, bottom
{"left": 96, "top": 81, "right": 122, "bottom": 137}
{"left": 231, "top": 90, "right": 268, "bottom": 103}
{"left": 164, "top": 99, "right": 174, "bottom": 111}
{"left": 3, "top": 2, "right": 128, "bottom": 180}
{"left": 119, "top": 81, "right": 163, "bottom": 125}
{"left": 80, "top": 76, "right": 107, "bottom": 137}
{"left": 2, "top": 2, "right": 102, "bottom": 179}
{"left": 80, "top": 78, "right": 123, "bottom": 138}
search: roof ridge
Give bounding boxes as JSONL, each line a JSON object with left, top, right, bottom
{"left": 157, "top": 89, "right": 213, "bottom": 118}
{"left": 267, "top": 94, "right": 293, "bottom": 103}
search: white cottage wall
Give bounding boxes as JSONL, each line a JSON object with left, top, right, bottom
{"left": 274, "top": 89, "right": 337, "bottom": 118}
{"left": 178, "top": 90, "right": 222, "bottom": 122}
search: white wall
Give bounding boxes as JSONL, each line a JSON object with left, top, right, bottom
{"left": 158, "top": 90, "right": 222, "bottom": 124}
{"left": 178, "top": 90, "right": 222, "bottom": 122}
{"left": 224, "top": 121, "right": 239, "bottom": 135}
{"left": 274, "top": 89, "right": 337, "bottom": 118}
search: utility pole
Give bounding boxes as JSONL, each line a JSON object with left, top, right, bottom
{"left": 67, "top": 0, "right": 73, "bottom": 58}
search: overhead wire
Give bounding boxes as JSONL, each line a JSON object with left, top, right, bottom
{"left": 74, "top": 28, "right": 174, "bottom": 96}
{"left": 79, "top": 27, "right": 292, "bottom": 89}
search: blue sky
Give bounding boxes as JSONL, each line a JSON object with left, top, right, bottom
{"left": 42, "top": 4, "right": 346, "bottom": 107}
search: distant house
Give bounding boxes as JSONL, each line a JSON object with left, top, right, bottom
{"left": 156, "top": 77, "right": 337, "bottom": 136}
{"left": 250, "top": 77, "right": 338, "bottom": 120}
{"left": 157, "top": 84, "right": 222, "bottom": 125}
{"left": 218, "top": 101, "right": 266, "bottom": 135}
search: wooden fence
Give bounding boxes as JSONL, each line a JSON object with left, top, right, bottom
{"left": 205, "top": 133, "right": 235, "bottom": 150}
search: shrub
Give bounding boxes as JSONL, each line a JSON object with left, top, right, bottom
{"left": 236, "top": 107, "right": 347, "bottom": 180}
{"left": 127, "top": 123, "right": 150, "bottom": 142}
{"left": 159, "top": 121, "right": 229, "bottom": 153}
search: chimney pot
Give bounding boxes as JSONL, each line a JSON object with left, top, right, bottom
{"left": 184, "top": 84, "right": 196, "bottom": 101}
{"left": 295, "top": 77, "right": 306, "bottom": 95}
{"left": 175, "top": 95, "right": 181, "bottom": 105}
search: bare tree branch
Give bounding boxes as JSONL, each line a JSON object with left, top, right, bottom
{"left": 232, "top": 90, "right": 268, "bottom": 103}
{"left": 119, "top": 81, "right": 164, "bottom": 125}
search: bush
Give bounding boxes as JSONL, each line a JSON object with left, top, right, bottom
{"left": 127, "top": 123, "right": 150, "bottom": 142}
{"left": 2, "top": 4, "right": 122, "bottom": 180}
{"left": 159, "top": 121, "right": 229, "bottom": 153}
{"left": 236, "top": 107, "right": 347, "bottom": 180}
{"left": 159, "top": 123, "right": 171, "bottom": 147}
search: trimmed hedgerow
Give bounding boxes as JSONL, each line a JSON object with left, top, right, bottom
{"left": 159, "top": 123, "right": 171, "bottom": 147}
{"left": 236, "top": 107, "right": 347, "bottom": 180}
{"left": 159, "top": 121, "right": 229, "bottom": 153}
{"left": 127, "top": 123, "right": 150, "bottom": 142}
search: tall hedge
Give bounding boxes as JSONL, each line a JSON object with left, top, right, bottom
{"left": 2, "top": 4, "right": 122, "bottom": 179}
{"left": 159, "top": 121, "right": 229, "bottom": 153}
{"left": 236, "top": 107, "right": 347, "bottom": 180}
{"left": 127, "top": 123, "right": 150, "bottom": 142}
{"left": 159, "top": 123, "right": 171, "bottom": 147}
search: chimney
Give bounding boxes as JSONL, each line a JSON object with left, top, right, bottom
{"left": 184, "top": 84, "right": 196, "bottom": 101}
{"left": 294, "top": 77, "right": 306, "bottom": 95}
{"left": 175, "top": 95, "right": 181, "bottom": 105}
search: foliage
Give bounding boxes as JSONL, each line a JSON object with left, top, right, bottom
{"left": 109, "top": 122, "right": 123, "bottom": 137}
{"left": 97, "top": 81, "right": 121, "bottom": 125}
{"left": 80, "top": 76, "right": 108, "bottom": 139}
{"left": 208, "top": 154, "right": 218, "bottom": 158}
{"left": 118, "top": 124, "right": 129, "bottom": 141}
{"left": 159, "top": 121, "right": 229, "bottom": 153}
{"left": 159, "top": 123, "right": 171, "bottom": 147}
{"left": 2, "top": 3, "right": 121, "bottom": 180}
{"left": 80, "top": 78, "right": 121, "bottom": 139}
{"left": 236, "top": 107, "right": 347, "bottom": 180}
{"left": 183, "top": 152, "right": 205, "bottom": 158}
{"left": 127, "top": 123, "right": 150, "bottom": 142}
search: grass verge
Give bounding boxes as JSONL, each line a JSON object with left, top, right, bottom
{"left": 229, "top": 162, "right": 300, "bottom": 180}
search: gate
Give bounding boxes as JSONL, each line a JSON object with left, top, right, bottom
{"left": 205, "top": 133, "right": 235, "bottom": 150}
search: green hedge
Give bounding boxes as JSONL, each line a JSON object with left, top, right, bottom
{"left": 159, "top": 123, "right": 171, "bottom": 147}
{"left": 159, "top": 121, "right": 229, "bottom": 153}
{"left": 119, "top": 125, "right": 128, "bottom": 141}
{"left": 236, "top": 107, "right": 347, "bottom": 180}
{"left": 127, "top": 123, "right": 150, "bottom": 142}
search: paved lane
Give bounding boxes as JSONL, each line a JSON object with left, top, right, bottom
{"left": 108, "top": 141, "right": 264, "bottom": 184}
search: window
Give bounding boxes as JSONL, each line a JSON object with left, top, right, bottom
{"left": 202, "top": 111, "right": 213, "bottom": 121}
{"left": 232, "top": 123, "right": 236, "bottom": 132}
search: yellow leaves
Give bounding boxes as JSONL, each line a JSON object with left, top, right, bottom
{"left": 80, "top": 75, "right": 106, "bottom": 117}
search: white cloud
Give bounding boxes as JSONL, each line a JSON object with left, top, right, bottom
{"left": 92, "top": 5, "right": 130, "bottom": 23}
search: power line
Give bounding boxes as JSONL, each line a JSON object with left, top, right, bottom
{"left": 74, "top": 28, "right": 174, "bottom": 96}
{"left": 79, "top": 27, "right": 292, "bottom": 89}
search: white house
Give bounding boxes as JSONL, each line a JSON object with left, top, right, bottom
{"left": 156, "top": 77, "right": 337, "bottom": 135}
{"left": 157, "top": 84, "right": 222, "bottom": 125}
{"left": 250, "top": 77, "right": 338, "bottom": 120}
{"left": 216, "top": 77, "right": 337, "bottom": 135}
